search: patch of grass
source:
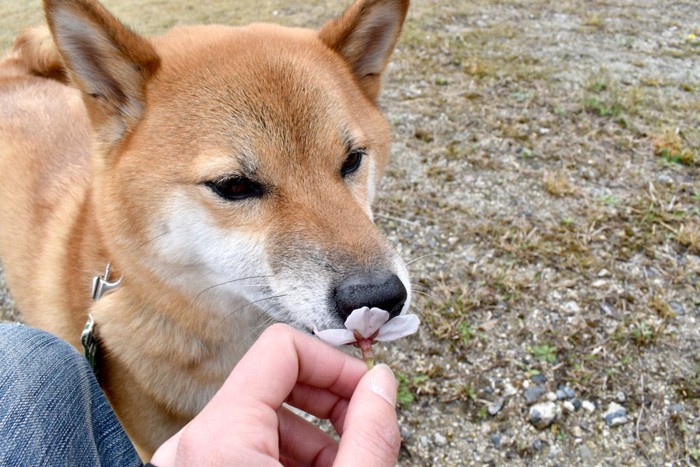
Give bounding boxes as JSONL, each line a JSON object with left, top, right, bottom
{"left": 583, "top": 96, "right": 624, "bottom": 118}
{"left": 581, "top": 13, "right": 605, "bottom": 31}
{"left": 581, "top": 74, "right": 642, "bottom": 125}
{"left": 599, "top": 194, "right": 620, "bottom": 205}
{"left": 529, "top": 343, "right": 557, "bottom": 364}
{"left": 463, "top": 56, "right": 496, "bottom": 79}
{"left": 434, "top": 76, "right": 449, "bottom": 86}
{"left": 457, "top": 321, "right": 473, "bottom": 344}
{"left": 395, "top": 371, "right": 415, "bottom": 407}
{"left": 691, "top": 449, "right": 700, "bottom": 463}
{"left": 652, "top": 128, "right": 697, "bottom": 166}
{"left": 426, "top": 165, "right": 455, "bottom": 182}
{"left": 511, "top": 90, "right": 533, "bottom": 102}
{"left": 674, "top": 362, "right": 700, "bottom": 400}
{"left": 675, "top": 222, "right": 700, "bottom": 253}
{"left": 680, "top": 82, "right": 699, "bottom": 92}
{"left": 544, "top": 170, "right": 576, "bottom": 197}
{"left": 589, "top": 80, "right": 608, "bottom": 93}
{"left": 613, "top": 317, "right": 668, "bottom": 348}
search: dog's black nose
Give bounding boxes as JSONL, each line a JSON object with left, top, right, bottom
{"left": 334, "top": 270, "right": 407, "bottom": 321}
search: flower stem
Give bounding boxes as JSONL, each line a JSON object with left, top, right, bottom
{"left": 357, "top": 338, "right": 375, "bottom": 369}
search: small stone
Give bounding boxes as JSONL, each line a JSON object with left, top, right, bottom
{"left": 579, "top": 444, "right": 594, "bottom": 462}
{"left": 557, "top": 384, "right": 576, "bottom": 400}
{"left": 656, "top": 173, "right": 673, "bottom": 185}
{"left": 531, "top": 373, "right": 548, "bottom": 384}
{"left": 488, "top": 397, "right": 505, "bottom": 416}
{"left": 563, "top": 301, "right": 581, "bottom": 313}
{"left": 581, "top": 400, "right": 596, "bottom": 413}
{"left": 434, "top": 433, "right": 447, "bottom": 446}
{"left": 579, "top": 420, "right": 590, "bottom": 431}
{"left": 571, "top": 398, "right": 582, "bottom": 410}
{"left": 546, "top": 391, "right": 558, "bottom": 402}
{"left": 603, "top": 402, "right": 630, "bottom": 426}
{"left": 524, "top": 386, "right": 546, "bottom": 404}
{"left": 572, "top": 426, "right": 584, "bottom": 438}
{"left": 563, "top": 401, "right": 576, "bottom": 413}
{"left": 548, "top": 444, "right": 562, "bottom": 459}
{"left": 616, "top": 391, "right": 626, "bottom": 403}
{"left": 490, "top": 433, "right": 502, "bottom": 448}
{"left": 597, "top": 269, "right": 610, "bottom": 277}
{"left": 668, "top": 403, "right": 683, "bottom": 414}
{"left": 668, "top": 301, "right": 684, "bottom": 315}
{"left": 419, "top": 436, "right": 429, "bottom": 446}
{"left": 503, "top": 381, "right": 518, "bottom": 397}
{"left": 529, "top": 402, "right": 559, "bottom": 429}
{"left": 400, "top": 427, "right": 413, "bottom": 439}
{"left": 532, "top": 439, "right": 543, "bottom": 451}
{"left": 599, "top": 301, "right": 618, "bottom": 317}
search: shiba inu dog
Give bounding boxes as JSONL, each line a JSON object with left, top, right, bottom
{"left": 0, "top": 0, "right": 410, "bottom": 456}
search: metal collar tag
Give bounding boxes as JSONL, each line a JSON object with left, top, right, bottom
{"left": 91, "top": 263, "right": 123, "bottom": 301}
{"left": 82, "top": 263, "right": 123, "bottom": 375}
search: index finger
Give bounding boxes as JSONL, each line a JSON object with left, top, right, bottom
{"left": 220, "top": 323, "right": 367, "bottom": 409}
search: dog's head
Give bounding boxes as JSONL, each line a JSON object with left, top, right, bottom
{"left": 45, "top": 0, "right": 410, "bottom": 331}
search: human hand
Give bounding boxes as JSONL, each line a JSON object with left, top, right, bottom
{"left": 150, "top": 323, "right": 400, "bottom": 466}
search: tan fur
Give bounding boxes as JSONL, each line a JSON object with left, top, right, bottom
{"left": 0, "top": 0, "right": 409, "bottom": 458}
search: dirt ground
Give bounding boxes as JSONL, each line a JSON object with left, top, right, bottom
{"left": 1, "top": 0, "right": 698, "bottom": 465}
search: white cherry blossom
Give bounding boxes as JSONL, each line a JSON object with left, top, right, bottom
{"left": 314, "top": 307, "right": 420, "bottom": 367}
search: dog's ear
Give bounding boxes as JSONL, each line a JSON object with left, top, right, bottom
{"left": 44, "top": 0, "right": 159, "bottom": 144}
{"left": 319, "top": 0, "right": 409, "bottom": 102}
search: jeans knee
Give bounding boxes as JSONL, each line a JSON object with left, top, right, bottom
{"left": 0, "top": 323, "right": 89, "bottom": 383}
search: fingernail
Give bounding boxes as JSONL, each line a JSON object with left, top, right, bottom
{"left": 369, "top": 363, "right": 398, "bottom": 407}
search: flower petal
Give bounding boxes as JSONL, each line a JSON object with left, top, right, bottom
{"left": 344, "top": 307, "right": 390, "bottom": 338}
{"left": 375, "top": 314, "right": 420, "bottom": 342}
{"left": 313, "top": 327, "right": 356, "bottom": 346}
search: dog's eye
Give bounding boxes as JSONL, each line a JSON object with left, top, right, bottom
{"left": 340, "top": 149, "right": 365, "bottom": 178}
{"left": 206, "top": 177, "right": 264, "bottom": 201}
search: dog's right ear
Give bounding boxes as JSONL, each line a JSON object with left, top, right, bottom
{"left": 44, "top": 0, "right": 159, "bottom": 144}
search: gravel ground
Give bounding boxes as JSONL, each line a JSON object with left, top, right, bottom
{"left": 2, "top": 0, "right": 699, "bottom": 465}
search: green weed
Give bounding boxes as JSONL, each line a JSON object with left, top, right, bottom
{"left": 395, "top": 371, "right": 415, "bottom": 407}
{"left": 529, "top": 343, "right": 557, "bottom": 364}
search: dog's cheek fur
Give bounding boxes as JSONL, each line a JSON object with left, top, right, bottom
{"left": 148, "top": 192, "right": 276, "bottom": 313}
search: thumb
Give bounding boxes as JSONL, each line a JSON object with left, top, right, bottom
{"left": 335, "top": 364, "right": 401, "bottom": 467}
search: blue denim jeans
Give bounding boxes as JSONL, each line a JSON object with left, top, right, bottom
{"left": 0, "top": 323, "right": 142, "bottom": 466}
